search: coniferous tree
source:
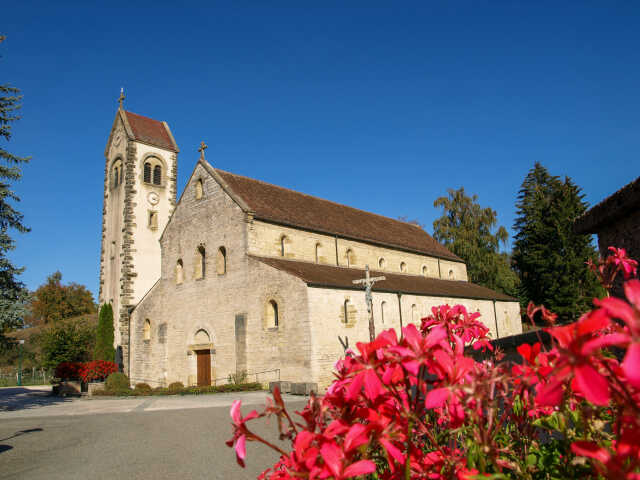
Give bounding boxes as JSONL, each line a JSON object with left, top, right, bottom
{"left": 94, "top": 303, "right": 115, "bottom": 362}
{"left": 0, "top": 35, "right": 30, "bottom": 345}
{"left": 512, "top": 163, "right": 602, "bottom": 321}
{"left": 433, "top": 187, "right": 519, "bottom": 296}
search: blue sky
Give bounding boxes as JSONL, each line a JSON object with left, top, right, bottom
{"left": 2, "top": 2, "right": 639, "bottom": 299}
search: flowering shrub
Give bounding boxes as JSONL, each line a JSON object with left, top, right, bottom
{"left": 79, "top": 360, "right": 118, "bottom": 383}
{"left": 54, "top": 361, "right": 83, "bottom": 380}
{"left": 228, "top": 247, "right": 640, "bottom": 479}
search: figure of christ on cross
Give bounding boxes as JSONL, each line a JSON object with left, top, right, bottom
{"left": 353, "top": 265, "right": 386, "bottom": 342}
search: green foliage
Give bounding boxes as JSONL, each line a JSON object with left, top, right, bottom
{"left": 94, "top": 303, "right": 115, "bottom": 361}
{"left": 227, "top": 370, "right": 248, "bottom": 385}
{"left": 167, "top": 381, "right": 184, "bottom": 394}
{"left": 28, "top": 271, "right": 95, "bottom": 325}
{"left": 134, "top": 382, "right": 152, "bottom": 395}
{"left": 513, "top": 163, "right": 603, "bottom": 320}
{"left": 433, "top": 187, "right": 519, "bottom": 296}
{"left": 105, "top": 372, "right": 130, "bottom": 393}
{"left": 0, "top": 35, "right": 31, "bottom": 346}
{"left": 38, "top": 320, "right": 95, "bottom": 369}
{"left": 94, "top": 382, "right": 262, "bottom": 396}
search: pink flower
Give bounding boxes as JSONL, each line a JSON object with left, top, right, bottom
{"left": 226, "top": 400, "right": 260, "bottom": 467}
{"left": 608, "top": 247, "right": 639, "bottom": 280}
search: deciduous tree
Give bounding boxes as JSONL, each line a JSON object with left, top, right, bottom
{"left": 433, "top": 187, "right": 519, "bottom": 296}
{"left": 29, "top": 271, "right": 96, "bottom": 325}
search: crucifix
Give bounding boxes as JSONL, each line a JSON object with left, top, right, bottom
{"left": 118, "top": 87, "right": 125, "bottom": 109}
{"left": 198, "top": 141, "right": 208, "bottom": 160}
{"left": 353, "top": 265, "right": 386, "bottom": 341}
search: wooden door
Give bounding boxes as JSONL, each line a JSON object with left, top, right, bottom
{"left": 196, "top": 350, "right": 211, "bottom": 386}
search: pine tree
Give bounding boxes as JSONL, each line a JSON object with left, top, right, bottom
{"left": 0, "top": 35, "right": 30, "bottom": 345}
{"left": 513, "top": 163, "right": 602, "bottom": 321}
{"left": 433, "top": 187, "right": 519, "bottom": 296}
{"left": 94, "top": 303, "right": 115, "bottom": 362}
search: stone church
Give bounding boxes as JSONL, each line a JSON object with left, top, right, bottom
{"left": 99, "top": 102, "right": 522, "bottom": 389}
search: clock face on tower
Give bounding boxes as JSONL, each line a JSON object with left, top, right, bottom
{"left": 147, "top": 192, "right": 159, "bottom": 206}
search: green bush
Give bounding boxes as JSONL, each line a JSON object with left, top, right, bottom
{"left": 167, "top": 381, "right": 184, "bottom": 394}
{"left": 38, "top": 320, "right": 95, "bottom": 369}
{"left": 152, "top": 387, "right": 168, "bottom": 395}
{"left": 134, "top": 383, "right": 152, "bottom": 395}
{"left": 105, "top": 372, "right": 130, "bottom": 393}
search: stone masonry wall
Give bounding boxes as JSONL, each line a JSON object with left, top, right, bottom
{"left": 307, "top": 286, "right": 522, "bottom": 389}
{"left": 130, "top": 163, "right": 313, "bottom": 386}
{"left": 596, "top": 210, "right": 640, "bottom": 297}
{"left": 248, "top": 220, "right": 468, "bottom": 281}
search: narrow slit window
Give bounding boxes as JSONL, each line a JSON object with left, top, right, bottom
{"left": 143, "top": 319, "right": 151, "bottom": 341}
{"left": 148, "top": 211, "right": 158, "bottom": 230}
{"left": 176, "top": 259, "right": 184, "bottom": 284}
{"left": 267, "top": 300, "right": 279, "bottom": 328}
{"left": 197, "top": 246, "right": 206, "bottom": 279}
{"left": 315, "top": 243, "right": 321, "bottom": 263}
{"left": 381, "top": 301, "right": 386, "bottom": 324}
{"left": 144, "top": 162, "right": 151, "bottom": 183}
{"left": 280, "top": 236, "right": 287, "bottom": 257}
{"left": 153, "top": 165, "right": 162, "bottom": 185}
{"left": 400, "top": 262, "right": 407, "bottom": 273}
{"left": 195, "top": 179, "right": 204, "bottom": 199}
{"left": 216, "top": 247, "right": 226, "bottom": 275}
{"left": 343, "top": 300, "right": 349, "bottom": 323}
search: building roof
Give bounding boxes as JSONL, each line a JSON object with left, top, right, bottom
{"left": 124, "top": 111, "right": 178, "bottom": 152}
{"left": 214, "top": 168, "right": 462, "bottom": 261}
{"left": 575, "top": 176, "right": 640, "bottom": 234}
{"left": 252, "top": 256, "right": 515, "bottom": 301}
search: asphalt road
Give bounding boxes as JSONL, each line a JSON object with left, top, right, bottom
{"left": 0, "top": 387, "right": 307, "bottom": 480}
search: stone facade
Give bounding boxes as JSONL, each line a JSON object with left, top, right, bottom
{"left": 100, "top": 108, "right": 522, "bottom": 391}
{"left": 127, "top": 159, "right": 522, "bottom": 390}
{"left": 99, "top": 108, "right": 177, "bottom": 374}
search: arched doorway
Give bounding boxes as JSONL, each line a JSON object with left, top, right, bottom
{"left": 194, "top": 329, "right": 212, "bottom": 386}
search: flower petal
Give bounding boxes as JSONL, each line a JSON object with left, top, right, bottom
{"left": 235, "top": 434, "right": 247, "bottom": 466}
{"left": 425, "top": 387, "right": 449, "bottom": 409}
{"left": 574, "top": 364, "right": 609, "bottom": 406}
{"left": 622, "top": 342, "right": 640, "bottom": 388}
{"left": 230, "top": 400, "right": 242, "bottom": 423}
{"left": 343, "top": 460, "right": 376, "bottom": 478}
{"left": 571, "top": 441, "right": 611, "bottom": 464}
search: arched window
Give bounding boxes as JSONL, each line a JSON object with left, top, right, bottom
{"left": 411, "top": 304, "right": 418, "bottom": 323}
{"left": 195, "top": 178, "right": 204, "bottom": 199}
{"left": 216, "top": 247, "right": 226, "bottom": 275}
{"left": 448, "top": 269, "right": 454, "bottom": 280}
{"left": 153, "top": 165, "right": 162, "bottom": 185}
{"left": 343, "top": 299, "right": 349, "bottom": 323}
{"left": 196, "top": 246, "right": 206, "bottom": 279}
{"left": 143, "top": 319, "right": 151, "bottom": 341}
{"left": 422, "top": 265, "right": 428, "bottom": 276}
{"left": 111, "top": 160, "right": 123, "bottom": 189}
{"left": 176, "top": 259, "right": 184, "bottom": 284}
{"left": 315, "top": 243, "right": 322, "bottom": 263}
{"left": 378, "top": 258, "right": 386, "bottom": 270}
{"left": 400, "top": 262, "right": 407, "bottom": 273}
{"left": 280, "top": 235, "right": 287, "bottom": 257}
{"left": 346, "top": 249, "right": 354, "bottom": 268}
{"left": 381, "top": 301, "right": 386, "bottom": 324}
{"left": 266, "top": 300, "right": 279, "bottom": 328}
{"left": 144, "top": 162, "right": 152, "bottom": 183}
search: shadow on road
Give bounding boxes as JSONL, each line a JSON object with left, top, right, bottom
{"left": 0, "top": 445, "right": 13, "bottom": 454}
{"left": 0, "top": 387, "right": 72, "bottom": 412}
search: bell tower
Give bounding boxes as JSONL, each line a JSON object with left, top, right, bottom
{"left": 99, "top": 91, "right": 179, "bottom": 373}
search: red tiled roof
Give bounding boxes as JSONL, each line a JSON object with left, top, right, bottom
{"left": 575, "top": 176, "right": 640, "bottom": 234}
{"left": 252, "top": 256, "right": 515, "bottom": 301}
{"left": 124, "top": 111, "right": 177, "bottom": 152}
{"left": 215, "top": 168, "right": 462, "bottom": 261}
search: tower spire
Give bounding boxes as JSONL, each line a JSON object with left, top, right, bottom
{"left": 118, "top": 87, "right": 125, "bottom": 109}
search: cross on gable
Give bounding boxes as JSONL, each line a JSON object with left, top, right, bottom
{"left": 198, "top": 141, "right": 208, "bottom": 160}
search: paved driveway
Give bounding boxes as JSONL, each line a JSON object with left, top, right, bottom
{"left": 0, "top": 386, "right": 307, "bottom": 480}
